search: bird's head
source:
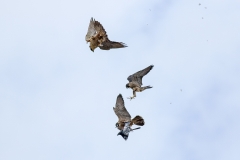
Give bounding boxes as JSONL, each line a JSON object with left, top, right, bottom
{"left": 117, "top": 131, "right": 129, "bottom": 141}
{"left": 126, "top": 83, "right": 130, "bottom": 89}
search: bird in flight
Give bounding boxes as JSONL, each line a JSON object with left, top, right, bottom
{"left": 113, "top": 94, "right": 145, "bottom": 140}
{"left": 85, "top": 18, "right": 127, "bottom": 52}
{"left": 126, "top": 65, "right": 154, "bottom": 100}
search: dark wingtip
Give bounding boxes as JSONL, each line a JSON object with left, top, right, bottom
{"left": 117, "top": 94, "right": 123, "bottom": 100}
{"left": 147, "top": 86, "right": 153, "bottom": 89}
{"left": 91, "top": 17, "right": 95, "bottom": 22}
{"left": 117, "top": 94, "right": 124, "bottom": 106}
{"left": 148, "top": 65, "right": 154, "bottom": 71}
{"left": 120, "top": 42, "right": 127, "bottom": 48}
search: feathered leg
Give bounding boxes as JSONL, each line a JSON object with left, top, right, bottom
{"left": 127, "top": 91, "right": 136, "bottom": 100}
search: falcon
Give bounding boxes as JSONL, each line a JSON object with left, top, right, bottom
{"left": 126, "top": 65, "right": 154, "bottom": 100}
{"left": 113, "top": 94, "right": 145, "bottom": 140}
{"left": 85, "top": 18, "right": 127, "bottom": 52}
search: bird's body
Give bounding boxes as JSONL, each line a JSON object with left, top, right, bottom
{"left": 113, "top": 94, "right": 144, "bottom": 140}
{"left": 115, "top": 115, "right": 144, "bottom": 131}
{"left": 85, "top": 18, "right": 127, "bottom": 52}
{"left": 128, "top": 82, "right": 151, "bottom": 92}
{"left": 126, "top": 65, "right": 154, "bottom": 100}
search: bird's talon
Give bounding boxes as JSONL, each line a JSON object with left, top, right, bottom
{"left": 127, "top": 97, "right": 134, "bottom": 100}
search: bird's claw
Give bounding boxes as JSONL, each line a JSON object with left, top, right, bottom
{"left": 127, "top": 97, "right": 134, "bottom": 100}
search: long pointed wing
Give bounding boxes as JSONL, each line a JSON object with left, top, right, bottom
{"left": 85, "top": 18, "right": 106, "bottom": 42}
{"left": 99, "top": 40, "right": 127, "bottom": 50}
{"left": 127, "top": 65, "right": 154, "bottom": 86}
{"left": 113, "top": 94, "right": 131, "bottom": 122}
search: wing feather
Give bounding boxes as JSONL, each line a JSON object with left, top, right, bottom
{"left": 127, "top": 65, "right": 154, "bottom": 86}
{"left": 113, "top": 94, "right": 131, "bottom": 122}
{"left": 131, "top": 116, "right": 145, "bottom": 126}
{"left": 85, "top": 18, "right": 106, "bottom": 42}
{"left": 99, "top": 40, "right": 127, "bottom": 50}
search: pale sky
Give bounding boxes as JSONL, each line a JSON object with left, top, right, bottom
{"left": 0, "top": 0, "right": 240, "bottom": 160}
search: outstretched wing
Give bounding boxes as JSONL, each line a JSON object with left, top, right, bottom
{"left": 85, "top": 18, "right": 106, "bottom": 42}
{"left": 113, "top": 94, "right": 131, "bottom": 122}
{"left": 127, "top": 65, "right": 154, "bottom": 86}
{"left": 131, "top": 115, "right": 145, "bottom": 126}
{"left": 99, "top": 40, "right": 127, "bottom": 50}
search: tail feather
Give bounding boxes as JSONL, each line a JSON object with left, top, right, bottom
{"left": 132, "top": 116, "right": 145, "bottom": 126}
{"left": 142, "top": 86, "right": 152, "bottom": 90}
{"left": 131, "top": 127, "right": 141, "bottom": 131}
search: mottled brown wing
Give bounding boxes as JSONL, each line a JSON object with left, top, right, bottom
{"left": 127, "top": 65, "right": 154, "bottom": 86}
{"left": 113, "top": 94, "right": 131, "bottom": 122}
{"left": 131, "top": 115, "right": 145, "bottom": 126}
{"left": 99, "top": 40, "right": 127, "bottom": 50}
{"left": 85, "top": 18, "right": 106, "bottom": 42}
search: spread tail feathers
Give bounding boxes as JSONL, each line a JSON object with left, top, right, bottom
{"left": 132, "top": 116, "right": 145, "bottom": 126}
{"left": 142, "top": 86, "right": 152, "bottom": 90}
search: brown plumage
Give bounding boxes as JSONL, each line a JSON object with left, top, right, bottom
{"left": 85, "top": 18, "right": 127, "bottom": 52}
{"left": 113, "top": 94, "right": 145, "bottom": 131}
{"left": 126, "top": 65, "right": 154, "bottom": 100}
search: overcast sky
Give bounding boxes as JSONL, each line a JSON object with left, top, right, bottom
{"left": 1, "top": 0, "right": 240, "bottom": 160}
